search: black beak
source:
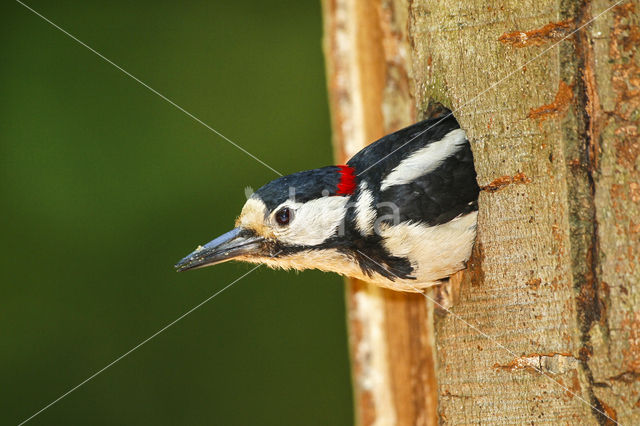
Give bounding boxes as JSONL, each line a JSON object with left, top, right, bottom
{"left": 174, "top": 227, "right": 265, "bottom": 272}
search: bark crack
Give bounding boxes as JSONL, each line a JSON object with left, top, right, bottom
{"left": 572, "top": 1, "right": 610, "bottom": 424}
{"left": 498, "top": 18, "right": 575, "bottom": 48}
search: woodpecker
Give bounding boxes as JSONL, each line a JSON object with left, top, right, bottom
{"left": 175, "top": 115, "right": 479, "bottom": 292}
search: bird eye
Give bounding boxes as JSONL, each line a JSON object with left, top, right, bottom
{"left": 275, "top": 207, "right": 291, "bottom": 226}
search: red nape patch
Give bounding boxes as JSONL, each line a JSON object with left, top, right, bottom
{"left": 336, "top": 165, "right": 357, "bottom": 195}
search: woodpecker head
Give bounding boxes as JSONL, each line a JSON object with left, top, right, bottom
{"left": 174, "top": 165, "right": 360, "bottom": 275}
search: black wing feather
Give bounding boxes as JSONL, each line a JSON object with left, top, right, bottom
{"left": 378, "top": 142, "right": 479, "bottom": 225}
{"left": 348, "top": 115, "right": 479, "bottom": 227}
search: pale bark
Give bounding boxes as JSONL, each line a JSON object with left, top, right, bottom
{"left": 323, "top": 2, "right": 437, "bottom": 424}
{"left": 323, "top": 0, "right": 640, "bottom": 424}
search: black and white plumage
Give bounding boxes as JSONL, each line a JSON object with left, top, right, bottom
{"left": 175, "top": 115, "right": 480, "bottom": 293}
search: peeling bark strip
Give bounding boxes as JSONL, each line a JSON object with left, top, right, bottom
{"left": 323, "top": 2, "right": 392, "bottom": 422}
{"left": 324, "top": 0, "right": 640, "bottom": 424}
{"left": 498, "top": 19, "right": 574, "bottom": 48}
{"left": 528, "top": 81, "right": 574, "bottom": 122}
{"left": 323, "top": 1, "right": 437, "bottom": 425}
{"left": 493, "top": 353, "right": 580, "bottom": 374}
{"left": 480, "top": 172, "right": 531, "bottom": 192}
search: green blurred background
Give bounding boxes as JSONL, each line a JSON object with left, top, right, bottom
{"left": 1, "top": 1, "right": 352, "bottom": 424}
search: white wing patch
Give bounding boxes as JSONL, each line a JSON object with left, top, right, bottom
{"left": 380, "top": 128, "right": 466, "bottom": 191}
{"left": 355, "top": 182, "right": 376, "bottom": 236}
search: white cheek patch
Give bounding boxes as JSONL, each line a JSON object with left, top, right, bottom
{"left": 355, "top": 182, "right": 375, "bottom": 236}
{"left": 273, "top": 196, "right": 349, "bottom": 246}
{"left": 380, "top": 128, "right": 467, "bottom": 191}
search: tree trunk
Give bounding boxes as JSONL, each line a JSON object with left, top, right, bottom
{"left": 322, "top": 0, "right": 640, "bottom": 424}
